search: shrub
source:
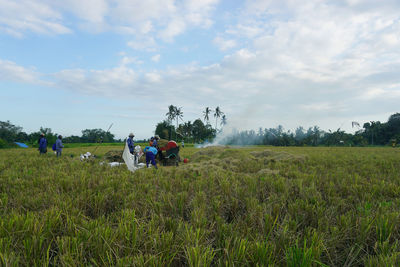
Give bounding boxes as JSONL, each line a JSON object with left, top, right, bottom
{"left": 0, "top": 138, "right": 7, "bottom": 148}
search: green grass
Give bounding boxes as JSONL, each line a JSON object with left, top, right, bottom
{"left": 1, "top": 146, "right": 400, "bottom": 266}
{"left": 62, "top": 142, "right": 124, "bottom": 148}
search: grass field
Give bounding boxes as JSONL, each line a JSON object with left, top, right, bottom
{"left": 1, "top": 145, "right": 400, "bottom": 266}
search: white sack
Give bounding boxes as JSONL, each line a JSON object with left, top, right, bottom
{"left": 122, "top": 142, "right": 144, "bottom": 172}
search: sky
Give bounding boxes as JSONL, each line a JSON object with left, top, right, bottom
{"left": 1, "top": 0, "right": 400, "bottom": 140}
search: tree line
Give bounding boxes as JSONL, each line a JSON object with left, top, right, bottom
{"left": 220, "top": 113, "right": 400, "bottom": 147}
{"left": 0, "top": 121, "right": 117, "bottom": 148}
{"left": 2, "top": 112, "right": 399, "bottom": 148}
{"left": 155, "top": 105, "right": 226, "bottom": 143}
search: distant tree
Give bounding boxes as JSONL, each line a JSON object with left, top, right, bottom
{"left": 182, "top": 121, "right": 193, "bottom": 141}
{"left": 221, "top": 115, "right": 227, "bottom": 127}
{"left": 29, "top": 127, "right": 57, "bottom": 146}
{"left": 174, "top": 106, "right": 183, "bottom": 140}
{"left": 155, "top": 120, "right": 174, "bottom": 140}
{"left": 294, "top": 126, "right": 306, "bottom": 145}
{"left": 16, "top": 131, "right": 29, "bottom": 142}
{"left": 386, "top": 113, "right": 400, "bottom": 143}
{"left": 81, "top": 129, "right": 114, "bottom": 143}
{"left": 0, "top": 138, "right": 6, "bottom": 148}
{"left": 362, "top": 121, "right": 386, "bottom": 145}
{"left": 0, "top": 120, "right": 24, "bottom": 143}
{"left": 177, "top": 121, "right": 193, "bottom": 142}
{"left": 63, "top": 135, "right": 82, "bottom": 143}
{"left": 213, "top": 106, "right": 224, "bottom": 132}
{"left": 203, "top": 107, "right": 211, "bottom": 124}
{"left": 166, "top": 105, "right": 176, "bottom": 140}
{"left": 312, "top": 126, "right": 321, "bottom": 146}
{"left": 192, "top": 119, "right": 216, "bottom": 143}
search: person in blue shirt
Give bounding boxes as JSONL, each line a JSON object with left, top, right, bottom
{"left": 55, "top": 135, "right": 64, "bottom": 157}
{"left": 152, "top": 135, "right": 159, "bottom": 148}
{"left": 143, "top": 146, "right": 158, "bottom": 169}
{"left": 127, "top": 133, "right": 135, "bottom": 154}
{"left": 38, "top": 133, "right": 47, "bottom": 154}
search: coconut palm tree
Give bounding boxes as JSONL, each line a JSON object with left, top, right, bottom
{"left": 166, "top": 105, "right": 176, "bottom": 140}
{"left": 203, "top": 107, "right": 211, "bottom": 124}
{"left": 181, "top": 121, "right": 193, "bottom": 141}
{"left": 214, "top": 106, "right": 223, "bottom": 132}
{"left": 174, "top": 106, "right": 183, "bottom": 140}
{"left": 221, "top": 114, "right": 227, "bottom": 127}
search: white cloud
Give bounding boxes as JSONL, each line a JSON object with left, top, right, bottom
{"left": 159, "top": 18, "right": 186, "bottom": 41}
{"left": 360, "top": 84, "right": 400, "bottom": 100}
{"left": 0, "top": 59, "right": 43, "bottom": 84}
{"left": 120, "top": 56, "right": 143, "bottom": 66}
{"left": 145, "top": 72, "right": 161, "bottom": 83}
{"left": 54, "top": 66, "right": 138, "bottom": 97}
{"left": 3, "top": 0, "right": 400, "bottom": 134}
{"left": 213, "top": 36, "right": 236, "bottom": 51}
{"left": 0, "top": 0, "right": 72, "bottom": 36}
{"left": 57, "top": 0, "right": 109, "bottom": 24}
{"left": 0, "top": 0, "right": 219, "bottom": 43}
{"left": 151, "top": 54, "right": 161, "bottom": 62}
{"left": 127, "top": 37, "right": 157, "bottom": 51}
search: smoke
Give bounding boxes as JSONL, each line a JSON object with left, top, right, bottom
{"left": 194, "top": 104, "right": 340, "bottom": 147}
{"left": 196, "top": 121, "right": 329, "bottom": 147}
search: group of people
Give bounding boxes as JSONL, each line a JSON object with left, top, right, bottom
{"left": 37, "top": 132, "right": 178, "bottom": 169}
{"left": 38, "top": 133, "right": 64, "bottom": 157}
{"left": 127, "top": 133, "right": 160, "bottom": 169}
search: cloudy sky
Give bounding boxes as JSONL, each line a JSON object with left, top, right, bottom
{"left": 1, "top": 0, "right": 400, "bottom": 139}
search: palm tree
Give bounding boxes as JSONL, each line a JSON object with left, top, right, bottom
{"left": 185, "top": 121, "right": 193, "bottom": 140}
{"left": 203, "top": 107, "right": 211, "bottom": 124}
{"left": 221, "top": 114, "right": 227, "bottom": 127}
{"left": 174, "top": 106, "right": 183, "bottom": 140}
{"left": 213, "top": 106, "right": 223, "bottom": 132}
{"left": 166, "top": 105, "right": 176, "bottom": 140}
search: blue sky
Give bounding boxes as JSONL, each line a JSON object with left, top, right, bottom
{"left": 1, "top": 0, "right": 400, "bottom": 139}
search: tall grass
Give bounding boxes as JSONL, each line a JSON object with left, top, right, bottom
{"left": 0, "top": 146, "right": 400, "bottom": 265}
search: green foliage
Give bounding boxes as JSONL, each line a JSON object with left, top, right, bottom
{"left": 0, "top": 120, "right": 119, "bottom": 146}
{"left": 155, "top": 120, "right": 175, "bottom": 140}
{"left": 0, "top": 120, "right": 23, "bottom": 143}
{"left": 191, "top": 119, "right": 215, "bottom": 143}
{"left": 81, "top": 128, "right": 115, "bottom": 143}
{"left": 155, "top": 118, "right": 215, "bottom": 143}
{"left": 1, "top": 146, "right": 400, "bottom": 265}
{"left": 0, "top": 138, "right": 7, "bottom": 148}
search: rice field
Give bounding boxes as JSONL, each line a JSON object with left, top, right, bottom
{"left": 1, "top": 145, "right": 400, "bottom": 266}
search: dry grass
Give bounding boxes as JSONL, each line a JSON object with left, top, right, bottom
{"left": 1, "top": 145, "right": 400, "bottom": 266}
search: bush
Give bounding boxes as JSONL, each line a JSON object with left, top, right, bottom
{"left": 0, "top": 138, "right": 7, "bottom": 148}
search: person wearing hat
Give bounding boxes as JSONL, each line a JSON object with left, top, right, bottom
{"left": 149, "top": 136, "right": 154, "bottom": 147}
{"left": 127, "top": 133, "right": 135, "bottom": 154}
{"left": 38, "top": 133, "right": 47, "bottom": 155}
{"left": 55, "top": 135, "right": 64, "bottom": 157}
{"left": 152, "top": 135, "right": 160, "bottom": 148}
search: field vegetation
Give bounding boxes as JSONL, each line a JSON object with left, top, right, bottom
{"left": 1, "top": 145, "right": 400, "bottom": 266}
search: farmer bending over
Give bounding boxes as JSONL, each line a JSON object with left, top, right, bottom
{"left": 127, "top": 133, "right": 135, "bottom": 154}
{"left": 143, "top": 146, "right": 158, "bottom": 169}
